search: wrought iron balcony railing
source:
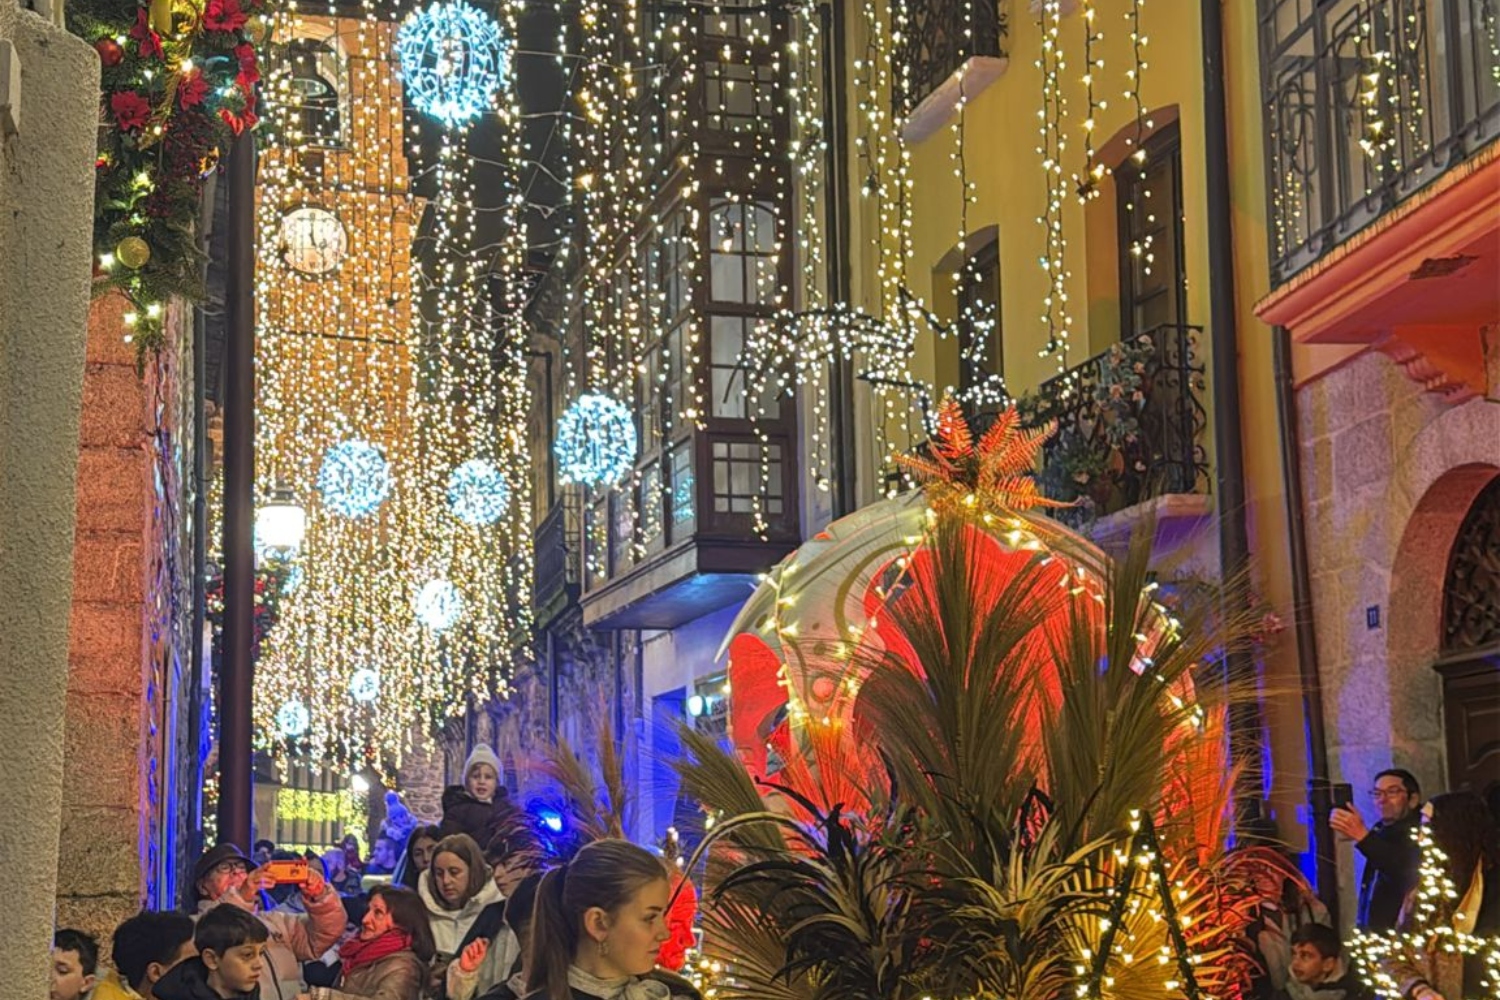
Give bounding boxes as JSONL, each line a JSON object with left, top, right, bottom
{"left": 1018, "top": 324, "right": 1209, "bottom": 522}
{"left": 892, "top": 0, "right": 1005, "bottom": 117}
{"left": 534, "top": 495, "right": 581, "bottom": 618}
{"left": 1262, "top": 0, "right": 1500, "bottom": 283}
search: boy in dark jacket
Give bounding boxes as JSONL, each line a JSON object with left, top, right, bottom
{"left": 155, "top": 906, "right": 268, "bottom": 1000}
{"left": 1272, "top": 924, "right": 1374, "bottom": 1000}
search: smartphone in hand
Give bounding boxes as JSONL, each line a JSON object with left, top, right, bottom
{"left": 1332, "top": 782, "right": 1355, "bottom": 812}
{"left": 266, "top": 859, "right": 310, "bottom": 885}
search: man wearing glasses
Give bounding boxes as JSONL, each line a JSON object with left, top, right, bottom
{"left": 1330, "top": 768, "right": 1422, "bottom": 930}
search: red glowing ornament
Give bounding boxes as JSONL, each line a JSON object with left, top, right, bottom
{"left": 95, "top": 37, "right": 125, "bottom": 66}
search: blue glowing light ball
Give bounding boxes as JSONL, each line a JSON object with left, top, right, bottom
{"left": 414, "top": 578, "right": 464, "bottom": 632}
{"left": 396, "top": 1, "right": 507, "bottom": 127}
{"left": 555, "top": 392, "right": 637, "bottom": 488}
{"left": 276, "top": 700, "right": 311, "bottom": 738}
{"left": 537, "top": 808, "right": 565, "bottom": 834}
{"left": 318, "top": 439, "right": 391, "bottom": 518}
{"left": 447, "top": 458, "right": 511, "bottom": 526}
{"left": 349, "top": 668, "right": 381, "bottom": 703}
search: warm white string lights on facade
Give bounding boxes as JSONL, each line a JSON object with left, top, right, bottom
{"left": 1036, "top": 0, "right": 1073, "bottom": 368}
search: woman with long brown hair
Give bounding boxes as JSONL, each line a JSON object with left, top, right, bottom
{"left": 522, "top": 839, "right": 697, "bottom": 1000}
{"left": 298, "top": 884, "right": 434, "bottom": 1000}
{"left": 419, "top": 834, "right": 503, "bottom": 963}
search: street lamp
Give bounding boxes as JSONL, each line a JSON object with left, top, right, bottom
{"left": 256, "top": 483, "right": 306, "bottom": 555}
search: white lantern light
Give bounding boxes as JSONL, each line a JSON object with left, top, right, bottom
{"left": 256, "top": 484, "right": 307, "bottom": 555}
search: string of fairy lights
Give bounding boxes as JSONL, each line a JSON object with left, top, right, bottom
{"left": 250, "top": 0, "right": 533, "bottom": 769}
{"left": 233, "top": 0, "right": 1173, "bottom": 762}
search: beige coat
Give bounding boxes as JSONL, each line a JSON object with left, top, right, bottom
{"left": 1388, "top": 868, "right": 1489, "bottom": 999}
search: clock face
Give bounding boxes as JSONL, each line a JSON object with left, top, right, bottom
{"left": 279, "top": 206, "right": 348, "bottom": 275}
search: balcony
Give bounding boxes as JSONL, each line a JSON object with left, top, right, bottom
{"left": 893, "top": 0, "right": 1008, "bottom": 142}
{"left": 1262, "top": 0, "right": 1500, "bottom": 284}
{"left": 1017, "top": 324, "right": 1210, "bottom": 534}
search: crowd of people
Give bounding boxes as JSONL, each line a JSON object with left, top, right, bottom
{"left": 50, "top": 749, "right": 699, "bottom": 1000}
{"left": 48, "top": 756, "right": 1498, "bottom": 1000}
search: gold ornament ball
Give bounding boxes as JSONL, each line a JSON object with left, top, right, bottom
{"left": 117, "top": 236, "right": 151, "bottom": 269}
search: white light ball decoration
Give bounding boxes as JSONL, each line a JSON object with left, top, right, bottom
{"left": 414, "top": 579, "right": 464, "bottom": 632}
{"left": 555, "top": 392, "right": 637, "bottom": 488}
{"left": 276, "top": 700, "right": 311, "bottom": 738}
{"left": 349, "top": 667, "right": 381, "bottom": 703}
{"left": 447, "top": 458, "right": 511, "bottom": 526}
{"left": 317, "top": 439, "right": 392, "bottom": 519}
{"left": 396, "top": 1, "right": 507, "bottom": 128}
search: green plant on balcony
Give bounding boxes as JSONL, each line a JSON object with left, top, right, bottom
{"left": 1017, "top": 335, "right": 1156, "bottom": 517}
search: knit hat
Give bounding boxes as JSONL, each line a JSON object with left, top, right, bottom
{"left": 463, "top": 745, "right": 502, "bottom": 782}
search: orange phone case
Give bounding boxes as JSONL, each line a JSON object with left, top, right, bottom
{"left": 265, "top": 859, "right": 309, "bottom": 884}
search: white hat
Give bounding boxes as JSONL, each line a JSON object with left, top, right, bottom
{"left": 464, "top": 745, "right": 502, "bottom": 780}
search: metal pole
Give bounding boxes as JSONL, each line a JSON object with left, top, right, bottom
{"left": 218, "top": 129, "right": 256, "bottom": 851}
{"left": 821, "top": 0, "right": 857, "bottom": 517}
{"left": 1275, "top": 324, "right": 1339, "bottom": 920}
{"left": 1200, "top": 0, "right": 1268, "bottom": 830}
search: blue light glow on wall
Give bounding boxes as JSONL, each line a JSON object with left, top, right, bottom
{"left": 555, "top": 392, "right": 637, "bottom": 488}
{"left": 447, "top": 458, "right": 511, "bottom": 526}
{"left": 317, "top": 439, "right": 391, "bottom": 518}
{"left": 396, "top": 1, "right": 507, "bottom": 127}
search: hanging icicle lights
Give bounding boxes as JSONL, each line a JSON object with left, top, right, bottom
{"left": 395, "top": 0, "right": 534, "bottom": 713}
{"left": 1036, "top": 0, "right": 1072, "bottom": 368}
{"left": 251, "top": 3, "right": 430, "bottom": 769}
{"left": 251, "top": 0, "right": 533, "bottom": 769}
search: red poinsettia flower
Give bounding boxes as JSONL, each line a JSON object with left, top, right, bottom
{"left": 129, "top": 8, "right": 164, "bottom": 60}
{"left": 203, "top": 0, "right": 248, "bottom": 32}
{"left": 111, "top": 90, "right": 152, "bottom": 131}
{"left": 234, "top": 42, "right": 259, "bottom": 83}
{"left": 178, "top": 71, "right": 209, "bottom": 108}
{"left": 218, "top": 106, "right": 257, "bottom": 134}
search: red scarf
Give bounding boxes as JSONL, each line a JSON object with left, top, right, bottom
{"left": 338, "top": 929, "right": 412, "bottom": 975}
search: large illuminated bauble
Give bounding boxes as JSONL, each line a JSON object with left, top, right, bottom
{"left": 349, "top": 667, "right": 381, "bottom": 703}
{"left": 396, "top": 1, "right": 507, "bottom": 127}
{"left": 414, "top": 579, "right": 464, "bottom": 632}
{"left": 276, "top": 700, "right": 311, "bottom": 738}
{"left": 317, "top": 440, "right": 391, "bottom": 519}
{"left": 447, "top": 458, "right": 510, "bottom": 526}
{"left": 555, "top": 392, "right": 637, "bottom": 488}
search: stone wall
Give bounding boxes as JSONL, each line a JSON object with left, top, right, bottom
{"left": 1298, "top": 346, "right": 1500, "bottom": 914}
{"left": 0, "top": 4, "right": 100, "bottom": 992}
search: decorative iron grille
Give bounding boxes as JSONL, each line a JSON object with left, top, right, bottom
{"left": 1018, "top": 324, "right": 1209, "bottom": 522}
{"left": 892, "top": 0, "right": 1005, "bottom": 116}
{"left": 1260, "top": 0, "right": 1500, "bottom": 283}
{"left": 1443, "top": 476, "right": 1500, "bottom": 652}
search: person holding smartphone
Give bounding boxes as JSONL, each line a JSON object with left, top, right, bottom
{"left": 1329, "top": 768, "right": 1422, "bottom": 930}
{"left": 189, "top": 842, "right": 347, "bottom": 1000}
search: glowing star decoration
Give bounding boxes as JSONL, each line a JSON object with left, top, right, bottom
{"left": 555, "top": 392, "right": 637, "bottom": 488}
{"left": 276, "top": 700, "right": 311, "bottom": 738}
{"left": 447, "top": 459, "right": 511, "bottom": 526}
{"left": 349, "top": 668, "right": 380, "bottom": 703}
{"left": 317, "top": 439, "right": 392, "bottom": 519}
{"left": 414, "top": 579, "right": 464, "bottom": 632}
{"left": 395, "top": 1, "right": 507, "bottom": 128}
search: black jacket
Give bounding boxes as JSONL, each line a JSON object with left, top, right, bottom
{"left": 154, "top": 957, "right": 261, "bottom": 1000}
{"left": 440, "top": 785, "right": 515, "bottom": 848}
{"left": 483, "top": 970, "right": 702, "bottom": 1000}
{"left": 1355, "top": 813, "right": 1420, "bottom": 930}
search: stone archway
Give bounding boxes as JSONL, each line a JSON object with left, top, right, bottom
{"left": 1387, "top": 462, "right": 1500, "bottom": 788}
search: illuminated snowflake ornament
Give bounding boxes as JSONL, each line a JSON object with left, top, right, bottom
{"left": 555, "top": 392, "right": 637, "bottom": 488}
{"left": 414, "top": 579, "right": 464, "bottom": 632}
{"left": 447, "top": 458, "right": 511, "bottom": 526}
{"left": 276, "top": 700, "right": 311, "bottom": 738}
{"left": 396, "top": 1, "right": 507, "bottom": 127}
{"left": 317, "top": 439, "right": 391, "bottom": 518}
{"left": 349, "top": 667, "right": 381, "bottom": 703}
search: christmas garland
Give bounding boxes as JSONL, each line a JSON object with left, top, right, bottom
{"left": 68, "top": 0, "right": 266, "bottom": 366}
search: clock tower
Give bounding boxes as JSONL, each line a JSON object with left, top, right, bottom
{"left": 250, "top": 11, "right": 421, "bottom": 777}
